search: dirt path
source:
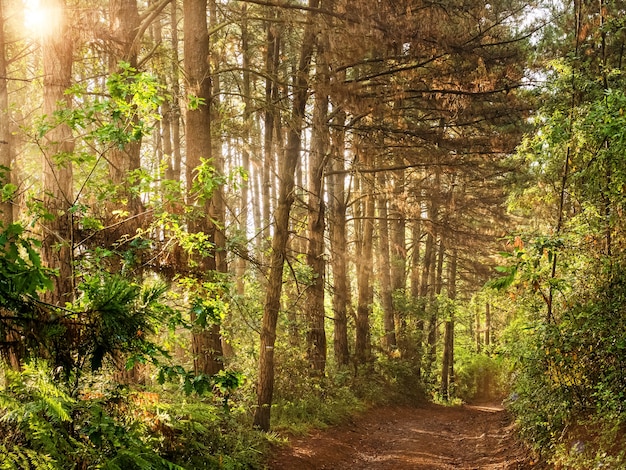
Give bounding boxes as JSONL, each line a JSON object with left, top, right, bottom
{"left": 267, "top": 403, "right": 542, "bottom": 469}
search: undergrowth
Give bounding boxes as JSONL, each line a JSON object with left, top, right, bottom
{"left": 502, "top": 269, "right": 626, "bottom": 468}
{"left": 270, "top": 354, "right": 426, "bottom": 436}
{"left": 0, "top": 362, "right": 269, "bottom": 470}
{"left": 0, "top": 353, "right": 429, "bottom": 469}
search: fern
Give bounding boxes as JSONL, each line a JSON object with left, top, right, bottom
{"left": 0, "top": 362, "right": 189, "bottom": 469}
{"left": 103, "top": 450, "right": 186, "bottom": 470}
{"left": 76, "top": 274, "right": 170, "bottom": 373}
{"left": 0, "top": 445, "right": 58, "bottom": 470}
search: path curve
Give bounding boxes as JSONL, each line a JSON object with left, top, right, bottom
{"left": 267, "top": 403, "right": 541, "bottom": 469}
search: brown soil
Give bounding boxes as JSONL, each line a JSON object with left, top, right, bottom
{"left": 267, "top": 403, "right": 546, "bottom": 469}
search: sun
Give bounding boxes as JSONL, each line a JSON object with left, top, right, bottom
{"left": 23, "top": 0, "right": 62, "bottom": 38}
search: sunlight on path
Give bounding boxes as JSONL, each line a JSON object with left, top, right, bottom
{"left": 267, "top": 403, "right": 537, "bottom": 469}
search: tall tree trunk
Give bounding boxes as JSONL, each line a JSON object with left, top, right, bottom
{"left": 440, "top": 249, "right": 457, "bottom": 400}
{"left": 159, "top": 0, "right": 183, "bottom": 280}
{"left": 41, "top": 0, "right": 74, "bottom": 306}
{"left": 485, "top": 302, "right": 491, "bottom": 347}
{"left": 305, "top": 36, "right": 329, "bottom": 374}
{"left": 404, "top": 216, "right": 421, "bottom": 360}
{"left": 184, "top": 0, "right": 223, "bottom": 376}
{"left": 0, "top": 0, "right": 19, "bottom": 370}
{"left": 355, "top": 159, "right": 375, "bottom": 366}
{"left": 252, "top": 160, "right": 263, "bottom": 252}
{"left": 208, "top": 0, "right": 226, "bottom": 275}
{"left": 476, "top": 305, "right": 482, "bottom": 353}
{"left": 416, "top": 197, "right": 435, "bottom": 376}
{"left": 424, "top": 168, "right": 442, "bottom": 380}
{"left": 254, "top": 0, "right": 319, "bottom": 431}
{"left": 106, "top": 0, "right": 146, "bottom": 260}
{"left": 108, "top": 0, "right": 146, "bottom": 384}
{"left": 262, "top": 16, "right": 279, "bottom": 247}
{"left": 237, "top": 3, "right": 252, "bottom": 296}
{"left": 390, "top": 169, "right": 406, "bottom": 337}
{"left": 377, "top": 171, "right": 396, "bottom": 351}
{"left": 0, "top": 0, "right": 10, "bottom": 226}
{"left": 208, "top": 0, "right": 229, "bottom": 359}
{"left": 426, "top": 236, "right": 444, "bottom": 376}
{"left": 168, "top": 0, "right": 182, "bottom": 185}
{"left": 329, "top": 109, "right": 350, "bottom": 367}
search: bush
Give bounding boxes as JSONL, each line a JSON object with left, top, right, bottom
{"left": 503, "top": 268, "right": 626, "bottom": 467}
{"left": 454, "top": 352, "right": 508, "bottom": 402}
{"left": 0, "top": 362, "right": 267, "bottom": 470}
{"left": 0, "top": 362, "right": 179, "bottom": 469}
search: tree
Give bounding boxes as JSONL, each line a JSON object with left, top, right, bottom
{"left": 40, "top": 0, "right": 75, "bottom": 306}
{"left": 254, "top": 0, "right": 320, "bottom": 431}
{"left": 0, "top": 0, "right": 11, "bottom": 226}
{"left": 183, "top": 0, "right": 224, "bottom": 376}
{"left": 104, "top": 0, "right": 147, "bottom": 267}
{"left": 354, "top": 154, "right": 375, "bottom": 366}
{"left": 498, "top": 0, "right": 626, "bottom": 460}
{"left": 377, "top": 170, "right": 397, "bottom": 351}
{"left": 440, "top": 248, "right": 456, "bottom": 400}
{"left": 305, "top": 27, "right": 330, "bottom": 374}
{"left": 328, "top": 108, "right": 350, "bottom": 367}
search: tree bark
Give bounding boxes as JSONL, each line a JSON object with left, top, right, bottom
{"left": 416, "top": 196, "right": 435, "bottom": 375}
{"left": 399, "top": 216, "right": 421, "bottom": 361}
{"left": 377, "top": 171, "right": 396, "bottom": 351}
{"left": 41, "top": 0, "right": 74, "bottom": 306}
{"left": 207, "top": 0, "right": 226, "bottom": 277}
{"left": 168, "top": 0, "right": 182, "bottom": 184}
{"left": 476, "top": 305, "right": 482, "bottom": 353}
{"left": 390, "top": 169, "right": 406, "bottom": 338}
{"left": 236, "top": 4, "right": 252, "bottom": 296}
{"left": 485, "top": 302, "right": 491, "bottom": 347}
{"left": 0, "top": 0, "right": 19, "bottom": 370}
{"left": 440, "top": 249, "right": 457, "bottom": 400}
{"left": 262, "top": 15, "right": 279, "bottom": 248}
{"left": 0, "top": 0, "right": 11, "bottom": 226}
{"left": 106, "top": 0, "right": 146, "bottom": 260}
{"left": 426, "top": 236, "right": 444, "bottom": 376}
{"left": 252, "top": 162, "right": 263, "bottom": 251}
{"left": 305, "top": 35, "right": 329, "bottom": 374}
{"left": 329, "top": 109, "right": 350, "bottom": 367}
{"left": 254, "top": 0, "right": 319, "bottom": 431}
{"left": 355, "top": 157, "right": 375, "bottom": 366}
{"left": 184, "top": 0, "right": 223, "bottom": 376}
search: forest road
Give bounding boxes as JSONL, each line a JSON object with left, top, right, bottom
{"left": 266, "top": 403, "right": 544, "bottom": 469}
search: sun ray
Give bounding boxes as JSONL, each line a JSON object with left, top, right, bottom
{"left": 23, "top": 0, "right": 62, "bottom": 38}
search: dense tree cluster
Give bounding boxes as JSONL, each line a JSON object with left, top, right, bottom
{"left": 3, "top": 0, "right": 624, "bottom": 467}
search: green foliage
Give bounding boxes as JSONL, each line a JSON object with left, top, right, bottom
{"left": 489, "top": 235, "right": 565, "bottom": 297}
{"left": 190, "top": 296, "right": 225, "bottom": 328}
{"left": 152, "top": 398, "right": 266, "bottom": 469}
{"left": 499, "top": 9, "right": 626, "bottom": 463}
{"left": 0, "top": 165, "right": 17, "bottom": 204}
{"left": 192, "top": 159, "right": 226, "bottom": 201}
{"left": 186, "top": 94, "right": 206, "bottom": 111}
{"left": 75, "top": 274, "right": 170, "bottom": 373}
{"left": 454, "top": 352, "right": 508, "bottom": 402}
{"left": 0, "top": 223, "right": 55, "bottom": 366}
{"left": 63, "top": 61, "right": 165, "bottom": 150}
{"left": 272, "top": 370, "right": 365, "bottom": 435}
{"left": 180, "top": 276, "right": 230, "bottom": 332}
{"left": 0, "top": 362, "right": 180, "bottom": 469}
{"left": 0, "top": 223, "right": 53, "bottom": 299}
{"left": 0, "top": 362, "right": 259, "bottom": 470}
{"left": 156, "top": 366, "right": 244, "bottom": 400}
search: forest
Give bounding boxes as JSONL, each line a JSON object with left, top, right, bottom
{"left": 0, "top": 0, "right": 625, "bottom": 467}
